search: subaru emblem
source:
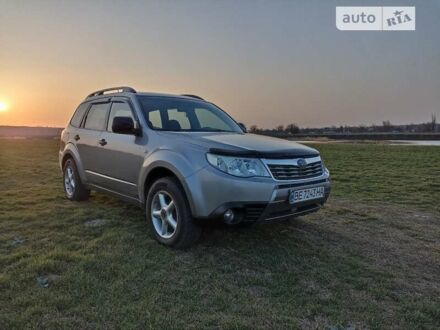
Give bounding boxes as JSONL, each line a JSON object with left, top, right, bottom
{"left": 297, "top": 158, "right": 307, "bottom": 168}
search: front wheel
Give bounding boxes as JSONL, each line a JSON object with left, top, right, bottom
{"left": 146, "top": 177, "right": 201, "bottom": 249}
{"left": 63, "top": 158, "right": 90, "bottom": 201}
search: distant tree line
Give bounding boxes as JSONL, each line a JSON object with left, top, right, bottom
{"left": 248, "top": 113, "right": 439, "bottom": 136}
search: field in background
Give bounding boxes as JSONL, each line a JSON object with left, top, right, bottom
{"left": 0, "top": 126, "right": 62, "bottom": 139}
{"left": 0, "top": 140, "right": 439, "bottom": 329}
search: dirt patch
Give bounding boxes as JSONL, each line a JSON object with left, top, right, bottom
{"left": 84, "top": 219, "right": 110, "bottom": 227}
{"left": 247, "top": 285, "right": 267, "bottom": 298}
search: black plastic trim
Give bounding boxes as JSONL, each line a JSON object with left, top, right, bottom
{"left": 209, "top": 148, "right": 319, "bottom": 159}
{"left": 276, "top": 178, "right": 328, "bottom": 189}
{"left": 181, "top": 94, "right": 204, "bottom": 100}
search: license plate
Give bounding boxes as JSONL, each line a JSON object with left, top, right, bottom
{"left": 289, "top": 186, "right": 324, "bottom": 204}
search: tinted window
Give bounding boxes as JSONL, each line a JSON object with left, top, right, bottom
{"left": 138, "top": 96, "right": 242, "bottom": 132}
{"left": 195, "top": 108, "right": 231, "bottom": 131}
{"left": 107, "top": 102, "right": 134, "bottom": 132}
{"left": 148, "top": 109, "right": 162, "bottom": 128}
{"left": 70, "top": 103, "right": 88, "bottom": 127}
{"left": 84, "top": 103, "right": 109, "bottom": 131}
{"left": 167, "top": 109, "right": 190, "bottom": 129}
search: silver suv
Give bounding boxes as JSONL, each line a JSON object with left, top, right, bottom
{"left": 60, "top": 87, "right": 331, "bottom": 248}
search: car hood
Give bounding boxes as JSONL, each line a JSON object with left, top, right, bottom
{"left": 158, "top": 132, "right": 319, "bottom": 158}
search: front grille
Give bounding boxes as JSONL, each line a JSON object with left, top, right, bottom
{"left": 267, "top": 161, "right": 323, "bottom": 180}
{"left": 243, "top": 204, "right": 266, "bottom": 221}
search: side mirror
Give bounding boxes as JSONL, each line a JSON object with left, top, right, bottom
{"left": 238, "top": 122, "right": 247, "bottom": 133}
{"left": 112, "top": 117, "right": 140, "bottom": 135}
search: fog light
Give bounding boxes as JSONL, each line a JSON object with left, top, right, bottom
{"left": 224, "top": 209, "right": 235, "bottom": 223}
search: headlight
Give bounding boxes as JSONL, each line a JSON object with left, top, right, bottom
{"left": 206, "top": 153, "right": 270, "bottom": 178}
{"left": 321, "top": 159, "right": 330, "bottom": 175}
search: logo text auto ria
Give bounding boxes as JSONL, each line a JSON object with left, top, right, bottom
{"left": 336, "top": 7, "right": 415, "bottom": 31}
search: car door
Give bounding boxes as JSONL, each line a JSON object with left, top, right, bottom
{"left": 75, "top": 100, "right": 111, "bottom": 184}
{"left": 94, "top": 98, "right": 145, "bottom": 197}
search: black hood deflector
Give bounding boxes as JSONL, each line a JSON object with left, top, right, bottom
{"left": 209, "top": 148, "right": 319, "bottom": 159}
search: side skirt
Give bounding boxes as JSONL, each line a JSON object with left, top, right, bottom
{"left": 86, "top": 183, "right": 143, "bottom": 208}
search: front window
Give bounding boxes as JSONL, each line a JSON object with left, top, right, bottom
{"left": 107, "top": 102, "right": 135, "bottom": 132}
{"left": 137, "top": 96, "right": 242, "bottom": 133}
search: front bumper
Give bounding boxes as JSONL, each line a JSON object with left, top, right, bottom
{"left": 185, "top": 165, "right": 331, "bottom": 221}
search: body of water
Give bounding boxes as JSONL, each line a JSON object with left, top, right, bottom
{"left": 296, "top": 139, "right": 440, "bottom": 146}
{"left": 388, "top": 140, "right": 440, "bottom": 146}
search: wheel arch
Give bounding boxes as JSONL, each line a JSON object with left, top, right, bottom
{"left": 140, "top": 162, "right": 195, "bottom": 215}
{"left": 61, "top": 152, "right": 73, "bottom": 168}
{"left": 60, "top": 143, "right": 87, "bottom": 183}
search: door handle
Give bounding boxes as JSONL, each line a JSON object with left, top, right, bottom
{"left": 74, "top": 134, "right": 80, "bottom": 141}
{"left": 99, "top": 139, "right": 107, "bottom": 146}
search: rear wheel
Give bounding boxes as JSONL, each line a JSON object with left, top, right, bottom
{"left": 146, "top": 177, "right": 201, "bottom": 248}
{"left": 63, "top": 158, "right": 90, "bottom": 201}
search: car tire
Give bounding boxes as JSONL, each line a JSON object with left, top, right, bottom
{"left": 63, "top": 158, "right": 90, "bottom": 201}
{"left": 146, "top": 177, "right": 201, "bottom": 249}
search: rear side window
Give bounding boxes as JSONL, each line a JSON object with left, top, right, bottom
{"left": 107, "top": 102, "right": 135, "bottom": 132}
{"left": 84, "top": 103, "right": 109, "bottom": 131}
{"left": 70, "top": 103, "right": 88, "bottom": 127}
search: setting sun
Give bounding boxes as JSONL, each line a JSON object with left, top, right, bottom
{"left": 0, "top": 101, "right": 8, "bottom": 112}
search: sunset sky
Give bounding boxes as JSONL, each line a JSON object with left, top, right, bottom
{"left": 1, "top": 0, "right": 439, "bottom": 128}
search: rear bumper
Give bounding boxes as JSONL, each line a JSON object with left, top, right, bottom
{"left": 186, "top": 165, "right": 331, "bottom": 221}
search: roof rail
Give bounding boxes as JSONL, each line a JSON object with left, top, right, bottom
{"left": 181, "top": 94, "right": 205, "bottom": 100}
{"left": 87, "top": 86, "right": 136, "bottom": 99}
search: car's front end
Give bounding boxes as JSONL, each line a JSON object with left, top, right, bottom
{"left": 181, "top": 137, "right": 331, "bottom": 224}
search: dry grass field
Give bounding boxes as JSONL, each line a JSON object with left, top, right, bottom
{"left": 0, "top": 139, "right": 439, "bottom": 329}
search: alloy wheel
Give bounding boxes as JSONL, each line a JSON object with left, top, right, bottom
{"left": 151, "top": 191, "right": 178, "bottom": 239}
{"left": 64, "top": 166, "right": 75, "bottom": 197}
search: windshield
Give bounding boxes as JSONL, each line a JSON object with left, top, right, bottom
{"left": 137, "top": 96, "right": 243, "bottom": 133}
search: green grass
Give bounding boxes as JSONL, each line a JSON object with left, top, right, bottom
{"left": 0, "top": 139, "right": 439, "bottom": 329}
{"left": 315, "top": 143, "right": 440, "bottom": 213}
